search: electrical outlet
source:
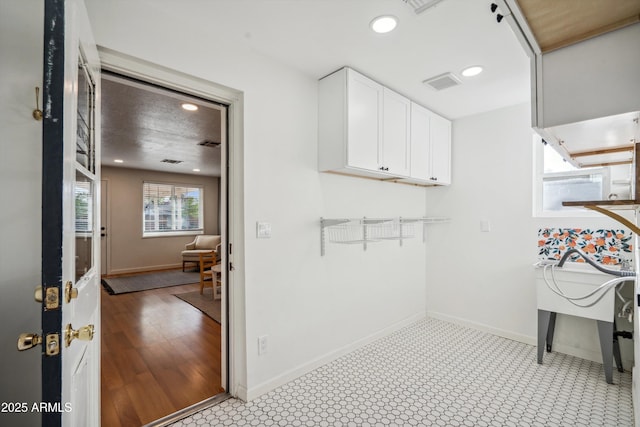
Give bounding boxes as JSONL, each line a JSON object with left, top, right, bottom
{"left": 258, "top": 335, "right": 268, "bottom": 355}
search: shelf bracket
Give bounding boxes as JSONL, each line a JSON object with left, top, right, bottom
{"left": 320, "top": 217, "right": 350, "bottom": 256}
{"left": 362, "top": 217, "right": 368, "bottom": 252}
{"left": 585, "top": 205, "right": 640, "bottom": 235}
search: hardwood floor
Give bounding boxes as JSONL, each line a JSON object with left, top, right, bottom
{"left": 101, "top": 281, "right": 224, "bottom": 426}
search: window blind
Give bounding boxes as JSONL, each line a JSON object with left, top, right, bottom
{"left": 143, "top": 182, "right": 203, "bottom": 235}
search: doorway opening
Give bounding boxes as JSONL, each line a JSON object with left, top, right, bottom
{"left": 98, "top": 70, "right": 230, "bottom": 426}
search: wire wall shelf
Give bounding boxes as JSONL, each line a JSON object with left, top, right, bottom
{"left": 320, "top": 217, "right": 449, "bottom": 256}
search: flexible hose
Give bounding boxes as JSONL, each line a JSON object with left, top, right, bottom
{"left": 557, "top": 248, "right": 636, "bottom": 277}
{"left": 543, "top": 263, "right": 634, "bottom": 308}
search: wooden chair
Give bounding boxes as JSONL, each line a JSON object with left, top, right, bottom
{"left": 198, "top": 251, "right": 215, "bottom": 295}
{"left": 198, "top": 251, "right": 222, "bottom": 299}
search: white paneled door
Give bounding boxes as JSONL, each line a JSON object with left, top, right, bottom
{"left": 41, "top": 1, "right": 101, "bottom": 426}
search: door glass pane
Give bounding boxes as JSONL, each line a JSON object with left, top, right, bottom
{"left": 76, "top": 55, "right": 95, "bottom": 171}
{"left": 75, "top": 170, "right": 93, "bottom": 281}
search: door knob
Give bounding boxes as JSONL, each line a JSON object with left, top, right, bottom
{"left": 35, "top": 286, "right": 43, "bottom": 303}
{"left": 64, "top": 324, "right": 94, "bottom": 347}
{"left": 17, "top": 333, "right": 42, "bottom": 351}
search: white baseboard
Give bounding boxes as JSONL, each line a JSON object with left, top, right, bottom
{"left": 107, "top": 263, "right": 182, "bottom": 275}
{"left": 426, "top": 310, "right": 633, "bottom": 368}
{"left": 244, "top": 312, "right": 425, "bottom": 401}
{"left": 427, "top": 311, "right": 536, "bottom": 345}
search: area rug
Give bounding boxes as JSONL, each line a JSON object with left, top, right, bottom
{"left": 101, "top": 270, "right": 200, "bottom": 295}
{"left": 174, "top": 288, "right": 222, "bottom": 324}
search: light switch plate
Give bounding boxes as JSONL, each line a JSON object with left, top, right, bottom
{"left": 480, "top": 220, "right": 491, "bottom": 232}
{"left": 257, "top": 221, "right": 272, "bottom": 238}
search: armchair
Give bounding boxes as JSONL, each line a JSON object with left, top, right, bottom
{"left": 181, "top": 234, "right": 221, "bottom": 271}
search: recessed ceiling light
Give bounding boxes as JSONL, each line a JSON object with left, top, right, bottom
{"left": 193, "top": 168, "right": 201, "bottom": 172}
{"left": 461, "top": 66, "right": 483, "bottom": 77}
{"left": 181, "top": 103, "right": 198, "bottom": 111}
{"left": 114, "top": 159, "right": 124, "bottom": 163}
{"left": 370, "top": 15, "right": 398, "bottom": 34}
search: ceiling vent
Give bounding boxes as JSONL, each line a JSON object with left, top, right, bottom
{"left": 161, "top": 159, "right": 183, "bottom": 164}
{"left": 402, "top": 0, "right": 446, "bottom": 14}
{"left": 198, "top": 140, "right": 221, "bottom": 148}
{"left": 422, "top": 72, "right": 461, "bottom": 91}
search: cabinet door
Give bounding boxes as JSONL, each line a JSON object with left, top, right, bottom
{"left": 382, "top": 88, "right": 411, "bottom": 176}
{"left": 410, "top": 102, "right": 431, "bottom": 181}
{"left": 346, "top": 70, "right": 382, "bottom": 171}
{"left": 430, "top": 113, "right": 451, "bottom": 184}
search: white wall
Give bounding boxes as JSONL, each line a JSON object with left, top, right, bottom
{"left": 102, "top": 166, "right": 220, "bottom": 274}
{"left": 86, "top": 0, "right": 428, "bottom": 399}
{"left": 425, "top": 102, "right": 634, "bottom": 368}
{"left": 0, "top": 2, "right": 43, "bottom": 426}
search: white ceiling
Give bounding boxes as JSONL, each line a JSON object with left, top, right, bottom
{"left": 213, "top": 0, "right": 531, "bottom": 119}
{"left": 93, "top": 0, "right": 531, "bottom": 177}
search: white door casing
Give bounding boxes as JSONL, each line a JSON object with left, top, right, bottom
{"left": 42, "top": 1, "right": 101, "bottom": 426}
{"left": 100, "top": 179, "right": 108, "bottom": 274}
{"left": 96, "top": 47, "right": 243, "bottom": 398}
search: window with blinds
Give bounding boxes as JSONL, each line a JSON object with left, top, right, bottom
{"left": 75, "top": 180, "right": 93, "bottom": 232}
{"left": 143, "top": 182, "right": 203, "bottom": 236}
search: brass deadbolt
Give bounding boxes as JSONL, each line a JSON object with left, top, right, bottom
{"left": 64, "top": 324, "right": 94, "bottom": 347}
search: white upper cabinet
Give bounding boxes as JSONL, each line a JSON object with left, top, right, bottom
{"left": 319, "top": 67, "right": 450, "bottom": 185}
{"left": 409, "top": 102, "right": 431, "bottom": 182}
{"left": 408, "top": 102, "right": 451, "bottom": 185}
{"left": 429, "top": 112, "right": 452, "bottom": 185}
{"left": 346, "top": 70, "right": 383, "bottom": 172}
{"left": 382, "top": 88, "right": 411, "bottom": 176}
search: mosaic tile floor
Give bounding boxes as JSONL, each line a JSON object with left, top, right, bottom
{"left": 170, "top": 317, "right": 634, "bottom": 427}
